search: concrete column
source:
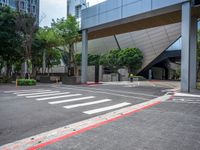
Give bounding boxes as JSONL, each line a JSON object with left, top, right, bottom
{"left": 81, "top": 30, "right": 88, "bottom": 83}
{"left": 181, "top": 1, "right": 191, "bottom": 92}
{"left": 190, "top": 17, "right": 197, "bottom": 89}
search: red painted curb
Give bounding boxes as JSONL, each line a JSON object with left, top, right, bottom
{"left": 27, "top": 101, "right": 161, "bottom": 150}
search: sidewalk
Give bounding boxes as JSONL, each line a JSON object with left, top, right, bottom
{"left": 42, "top": 93, "right": 200, "bottom": 150}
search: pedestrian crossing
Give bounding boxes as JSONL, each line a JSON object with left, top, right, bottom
{"left": 167, "top": 92, "right": 200, "bottom": 104}
{"left": 49, "top": 96, "right": 96, "bottom": 105}
{"left": 63, "top": 99, "right": 112, "bottom": 109}
{"left": 83, "top": 102, "right": 131, "bottom": 115}
{"left": 36, "top": 94, "right": 82, "bottom": 101}
{"left": 17, "top": 91, "right": 61, "bottom": 96}
{"left": 4, "top": 89, "right": 132, "bottom": 115}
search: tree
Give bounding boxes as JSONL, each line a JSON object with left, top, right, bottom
{"left": 36, "top": 27, "right": 62, "bottom": 74}
{"left": 31, "top": 38, "right": 45, "bottom": 76}
{"left": 75, "top": 53, "right": 101, "bottom": 66}
{"left": 52, "top": 16, "right": 80, "bottom": 76}
{"left": 99, "top": 49, "right": 122, "bottom": 73}
{"left": 46, "top": 48, "right": 62, "bottom": 74}
{"left": 0, "top": 6, "right": 23, "bottom": 76}
{"left": 119, "top": 48, "right": 143, "bottom": 74}
{"left": 197, "top": 29, "right": 200, "bottom": 79}
{"left": 15, "top": 11, "right": 38, "bottom": 74}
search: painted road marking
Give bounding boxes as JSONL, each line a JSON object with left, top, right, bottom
{"left": 83, "top": 102, "right": 131, "bottom": 115}
{"left": 76, "top": 87, "right": 157, "bottom": 97}
{"left": 49, "top": 96, "right": 95, "bottom": 104}
{"left": 4, "top": 89, "right": 45, "bottom": 93}
{"left": 17, "top": 91, "right": 60, "bottom": 96}
{"left": 63, "top": 99, "right": 112, "bottom": 109}
{"left": 26, "top": 92, "right": 70, "bottom": 98}
{"left": 0, "top": 95, "right": 170, "bottom": 150}
{"left": 56, "top": 86, "right": 151, "bottom": 100}
{"left": 14, "top": 90, "right": 52, "bottom": 94}
{"left": 36, "top": 94, "right": 82, "bottom": 101}
{"left": 174, "top": 93, "right": 200, "bottom": 98}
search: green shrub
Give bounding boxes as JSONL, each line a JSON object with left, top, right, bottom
{"left": 17, "top": 79, "right": 36, "bottom": 86}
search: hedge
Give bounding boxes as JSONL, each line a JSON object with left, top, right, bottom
{"left": 17, "top": 79, "right": 36, "bottom": 86}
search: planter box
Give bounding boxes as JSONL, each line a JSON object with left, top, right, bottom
{"left": 130, "top": 76, "right": 146, "bottom": 81}
{"left": 62, "top": 76, "right": 80, "bottom": 85}
{"left": 39, "top": 76, "right": 51, "bottom": 83}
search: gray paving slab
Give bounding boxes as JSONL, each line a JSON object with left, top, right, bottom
{"left": 43, "top": 102, "right": 200, "bottom": 150}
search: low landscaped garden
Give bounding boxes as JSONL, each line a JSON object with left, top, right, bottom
{"left": 16, "top": 79, "right": 36, "bottom": 86}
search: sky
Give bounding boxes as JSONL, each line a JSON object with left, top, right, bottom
{"left": 39, "top": 0, "right": 66, "bottom": 27}
{"left": 39, "top": 0, "right": 106, "bottom": 27}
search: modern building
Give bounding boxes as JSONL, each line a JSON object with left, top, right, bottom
{"left": 66, "top": 0, "right": 184, "bottom": 80}
{"left": 0, "top": 0, "right": 40, "bottom": 24}
{"left": 79, "top": 0, "right": 200, "bottom": 92}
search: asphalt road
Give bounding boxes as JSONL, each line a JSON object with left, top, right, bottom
{"left": 1, "top": 82, "right": 199, "bottom": 150}
{"left": 0, "top": 83, "right": 165, "bottom": 146}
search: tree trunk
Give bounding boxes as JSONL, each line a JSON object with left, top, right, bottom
{"left": 42, "top": 50, "right": 46, "bottom": 74}
{"left": 24, "top": 60, "right": 28, "bottom": 74}
{"left": 6, "top": 63, "right": 12, "bottom": 77}
{"left": 32, "top": 65, "right": 37, "bottom": 79}
{"left": 198, "top": 62, "right": 200, "bottom": 81}
{"left": 68, "top": 44, "right": 72, "bottom": 76}
{"left": 68, "top": 44, "right": 75, "bottom": 76}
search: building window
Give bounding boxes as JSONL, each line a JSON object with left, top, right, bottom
{"left": 75, "top": 5, "right": 81, "bottom": 18}
{"left": 32, "top": 5, "right": 35, "bottom": 13}
{"left": 20, "top": 1, "right": 25, "bottom": 9}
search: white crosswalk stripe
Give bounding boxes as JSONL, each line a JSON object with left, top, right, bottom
{"left": 36, "top": 94, "right": 82, "bottom": 101}
{"left": 26, "top": 92, "right": 70, "bottom": 98}
{"left": 63, "top": 99, "right": 112, "bottom": 109}
{"left": 49, "top": 96, "right": 95, "bottom": 104}
{"left": 17, "top": 91, "right": 60, "bottom": 96}
{"left": 4, "top": 89, "right": 133, "bottom": 115}
{"left": 170, "top": 96, "right": 200, "bottom": 104}
{"left": 4, "top": 89, "right": 45, "bottom": 93}
{"left": 14, "top": 90, "right": 52, "bottom": 94}
{"left": 83, "top": 102, "right": 131, "bottom": 114}
{"left": 174, "top": 93, "right": 200, "bottom": 98}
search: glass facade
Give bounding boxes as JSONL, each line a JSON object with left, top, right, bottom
{"left": 0, "top": 0, "right": 39, "bottom": 24}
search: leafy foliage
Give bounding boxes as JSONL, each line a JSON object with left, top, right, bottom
{"left": 15, "top": 11, "right": 38, "bottom": 62}
{"left": 52, "top": 16, "right": 80, "bottom": 45}
{"left": 197, "top": 29, "right": 200, "bottom": 62}
{"left": 46, "top": 48, "right": 62, "bottom": 69}
{"left": 36, "top": 27, "right": 61, "bottom": 48}
{"left": 197, "top": 29, "right": 200, "bottom": 80}
{"left": 75, "top": 53, "right": 101, "bottom": 66}
{"left": 119, "top": 48, "right": 143, "bottom": 73}
{"left": 103, "top": 49, "right": 121, "bottom": 72}
{"left": 52, "top": 15, "right": 80, "bottom": 76}
{"left": 0, "top": 6, "right": 24, "bottom": 76}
